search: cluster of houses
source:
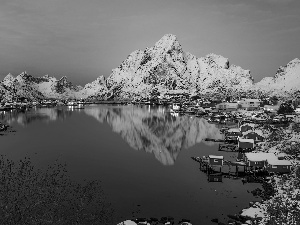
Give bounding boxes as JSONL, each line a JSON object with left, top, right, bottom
{"left": 201, "top": 118, "right": 294, "bottom": 176}
{"left": 0, "top": 99, "right": 88, "bottom": 111}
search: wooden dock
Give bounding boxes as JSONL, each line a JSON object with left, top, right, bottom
{"left": 191, "top": 156, "right": 248, "bottom": 182}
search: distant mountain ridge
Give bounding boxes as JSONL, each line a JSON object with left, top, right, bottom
{"left": 0, "top": 72, "right": 107, "bottom": 101}
{"left": 0, "top": 34, "right": 299, "bottom": 101}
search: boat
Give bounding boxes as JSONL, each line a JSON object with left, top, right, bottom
{"left": 67, "top": 101, "right": 78, "bottom": 107}
{"left": 170, "top": 103, "right": 181, "bottom": 113}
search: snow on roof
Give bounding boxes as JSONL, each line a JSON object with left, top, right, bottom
{"left": 267, "top": 158, "right": 292, "bottom": 166}
{"left": 245, "top": 153, "right": 277, "bottom": 162}
{"left": 242, "top": 99, "right": 261, "bottom": 102}
{"left": 243, "top": 129, "right": 264, "bottom": 137}
{"left": 117, "top": 220, "right": 137, "bottom": 225}
{"left": 227, "top": 128, "right": 240, "bottom": 133}
{"left": 238, "top": 138, "right": 254, "bottom": 143}
{"left": 240, "top": 123, "right": 255, "bottom": 128}
{"left": 208, "top": 155, "right": 224, "bottom": 159}
{"left": 241, "top": 207, "right": 265, "bottom": 219}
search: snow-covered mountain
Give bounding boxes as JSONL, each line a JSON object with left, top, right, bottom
{"left": 84, "top": 106, "right": 222, "bottom": 165}
{"left": 254, "top": 58, "right": 300, "bottom": 96}
{"left": 105, "top": 34, "right": 254, "bottom": 99}
{"left": 0, "top": 72, "right": 107, "bottom": 101}
{"left": 1, "top": 34, "right": 299, "bottom": 101}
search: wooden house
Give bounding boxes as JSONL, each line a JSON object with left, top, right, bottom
{"left": 244, "top": 153, "right": 276, "bottom": 168}
{"left": 243, "top": 130, "right": 264, "bottom": 143}
{"left": 225, "top": 128, "right": 242, "bottom": 142}
{"left": 208, "top": 155, "right": 224, "bottom": 166}
{"left": 266, "top": 158, "right": 292, "bottom": 173}
{"left": 238, "top": 138, "right": 255, "bottom": 151}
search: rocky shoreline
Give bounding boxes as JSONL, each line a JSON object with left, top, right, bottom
{"left": 116, "top": 118, "right": 300, "bottom": 225}
{"left": 232, "top": 123, "right": 300, "bottom": 225}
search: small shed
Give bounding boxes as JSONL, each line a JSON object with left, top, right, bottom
{"left": 238, "top": 138, "right": 255, "bottom": 150}
{"left": 266, "top": 158, "right": 292, "bottom": 173}
{"left": 208, "top": 155, "right": 224, "bottom": 166}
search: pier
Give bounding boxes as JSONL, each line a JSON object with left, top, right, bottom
{"left": 191, "top": 156, "right": 248, "bottom": 182}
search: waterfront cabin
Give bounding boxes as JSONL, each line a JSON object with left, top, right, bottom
{"left": 208, "top": 155, "right": 224, "bottom": 166}
{"left": 266, "top": 158, "right": 292, "bottom": 173}
{"left": 238, "top": 138, "right": 255, "bottom": 151}
{"left": 244, "top": 152, "right": 276, "bottom": 168}
{"left": 225, "top": 128, "right": 242, "bottom": 142}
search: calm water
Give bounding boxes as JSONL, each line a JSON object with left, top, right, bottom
{"left": 0, "top": 105, "right": 261, "bottom": 224}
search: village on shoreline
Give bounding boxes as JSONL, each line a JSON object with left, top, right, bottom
{"left": 1, "top": 93, "right": 300, "bottom": 225}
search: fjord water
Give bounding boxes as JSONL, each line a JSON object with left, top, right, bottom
{"left": 0, "top": 105, "right": 260, "bottom": 224}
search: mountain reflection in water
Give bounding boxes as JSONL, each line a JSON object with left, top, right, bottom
{"left": 84, "top": 105, "right": 222, "bottom": 165}
{"left": 0, "top": 108, "right": 73, "bottom": 126}
{"left": 0, "top": 105, "right": 222, "bottom": 165}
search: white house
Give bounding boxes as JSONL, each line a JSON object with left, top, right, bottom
{"left": 238, "top": 99, "right": 261, "bottom": 110}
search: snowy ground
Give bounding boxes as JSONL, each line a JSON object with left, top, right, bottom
{"left": 239, "top": 117, "right": 300, "bottom": 225}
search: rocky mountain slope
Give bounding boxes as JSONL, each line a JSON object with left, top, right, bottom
{"left": 0, "top": 72, "right": 107, "bottom": 101}
{"left": 105, "top": 34, "right": 254, "bottom": 99}
{"left": 254, "top": 58, "right": 300, "bottom": 96}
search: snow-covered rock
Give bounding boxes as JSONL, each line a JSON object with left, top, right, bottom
{"left": 255, "top": 58, "right": 300, "bottom": 96}
{"left": 104, "top": 34, "right": 254, "bottom": 99}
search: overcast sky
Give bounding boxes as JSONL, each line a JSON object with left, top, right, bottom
{"left": 0, "top": 0, "right": 299, "bottom": 85}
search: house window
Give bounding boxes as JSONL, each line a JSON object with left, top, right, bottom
{"left": 272, "top": 165, "right": 277, "bottom": 168}
{"left": 214, "top": 159, "right": 219, "bottom": 163}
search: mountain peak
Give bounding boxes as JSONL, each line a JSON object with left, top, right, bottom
{"left": 4, "top": 73, "right": 14, "bottom": 80}
{"left": 152, "top": 34, "right": 181, "bottom": 53}
{"left": 59, "top": 76, "right": 68, "bottom": 81}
